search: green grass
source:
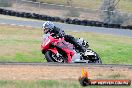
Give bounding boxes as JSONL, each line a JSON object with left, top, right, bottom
{"left": 68, "top": 32, "right": 132, "bottom": 64}
{"left": 0, "top": 80, "right": 131, "bottom": 88}
{"left": 37, "top": 0, "right": 132, "bottom": 12}
{"left": 0, "top": 25, "right": 44, "bottom": 62}
{"left": 0, "top": 25, "right": 132, "bottom": 64}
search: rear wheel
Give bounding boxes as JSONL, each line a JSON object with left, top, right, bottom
{"left": 45, "top": 50, "right": 67, "bottom": 63}
{"left": 93, "top": 52, "right": 102, "bottom": 64}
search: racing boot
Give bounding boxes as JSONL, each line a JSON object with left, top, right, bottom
{"left": 64, "top": 35, "right": 86, "bottom": 52}
{"left": 77, "top": 43, "right": 86, "bottom": 52}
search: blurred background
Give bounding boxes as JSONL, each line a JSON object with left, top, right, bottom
{"left": 0, "top": 0, "right": 132, "bottom": 26}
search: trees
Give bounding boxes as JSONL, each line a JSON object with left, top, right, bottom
{"left": 100, "top": 0, "right": 128, "bottom": 24}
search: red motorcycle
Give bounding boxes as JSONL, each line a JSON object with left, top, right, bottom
{"left": 41, "top": 33, "right": 102, "bottom": 64}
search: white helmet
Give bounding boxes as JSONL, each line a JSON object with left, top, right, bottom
{"left": 42, "top": 21, "right": 55, "bottom": 29}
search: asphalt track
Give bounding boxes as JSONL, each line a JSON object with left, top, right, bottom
{"left": 0, "top": 62, "right": 132, "bottom": 68}
{"left": 0, "top": 18, "right": 132, "bottom": 37}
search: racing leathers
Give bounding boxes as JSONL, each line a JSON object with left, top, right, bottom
{"left": 45, "top": 26, "right": 86, "bottom": 52}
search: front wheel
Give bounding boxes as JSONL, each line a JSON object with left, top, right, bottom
{"left": 45, "top": 50, "right": 67, "bottom": 63}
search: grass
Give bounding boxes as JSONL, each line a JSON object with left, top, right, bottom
{"left": 68, "top": 32, "right": 132, "bottom": 64}
{"left": 0, "top": 25, "right": 44, "bottom": 62}
{"left": 37, "top": 0, "right": 132, "bottom": 13}
{"left": 119, "top": 0, "right": 132, "bottom": 12}
{"left": 0, "top": 80, "right": 131, "bottom": 88}
{"left": 0, "top": 24, "right": 132, "bottom": 64}
{"left": 37, "top": 0, "right": 101, "bottom": 9}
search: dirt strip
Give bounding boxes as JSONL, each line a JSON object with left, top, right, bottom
{"left": 0, "top": 65, "right": 132, "bottom": 80}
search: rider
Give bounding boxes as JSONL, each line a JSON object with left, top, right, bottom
{"left": 42, "top": 21, "right": 86, "bottom": 58}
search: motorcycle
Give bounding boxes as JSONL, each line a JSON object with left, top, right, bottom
{"left": 41, "top": 33, "right": 102, "bottom": 64}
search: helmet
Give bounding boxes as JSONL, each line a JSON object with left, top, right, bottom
{"left": 42, "top": 21, "right": 55, "bottom": 34}
{"left": 42, "top": 21, "right": 54, "bottom": 29}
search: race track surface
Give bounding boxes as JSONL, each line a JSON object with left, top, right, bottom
{"left": 0, "top": 18, "right": 132, "bottom": 37}
{"left": 0, "top": 62, "right": 132, "bottom": 68}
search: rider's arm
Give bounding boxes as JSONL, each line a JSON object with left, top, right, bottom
{"left": 51, "top": 27, "right": 65, "bottom": 37}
